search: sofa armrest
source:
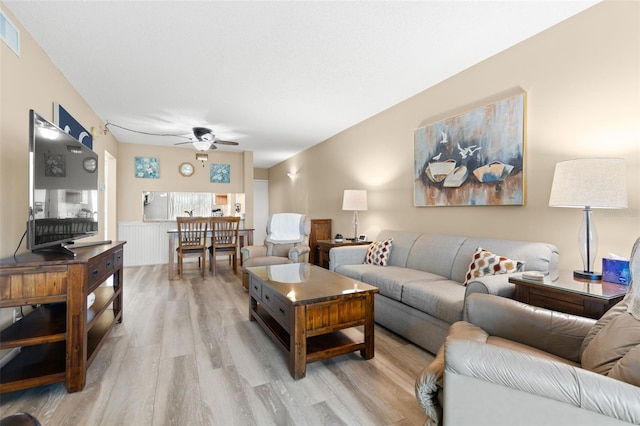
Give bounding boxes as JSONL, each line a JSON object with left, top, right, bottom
{"left": 329, "top": 245, "right": 368, "bottom": 271}
{"left": 289, "top": 245, "right": 310, "bottom": 263}
{"left": 241, "top": 244, "right": 267, "bottom": 261}
{"left": 465, "top": 273, "right": 518, "bottom": 298}
{"left": 445, "top": 340, "right": 640, "bottom": 425}
{"left": 415, "top": 322, "right": 490, "bottom": 425}
{"left": 463, "top": 293, "right": 596, "bottom": 363}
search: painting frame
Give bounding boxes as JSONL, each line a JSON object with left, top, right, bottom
{"left": 414, "top": 92, "right": 526, "bottom": 207}
{"left": 44, "top": 152, "right": 65, "bottom": 177}
{"left": 210, "top": 163, "right": 230, "bottom": 183}
{"left": 135, "top": 157, "right": 160, "bottom": 179}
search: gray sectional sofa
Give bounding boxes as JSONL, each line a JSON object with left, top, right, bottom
{"left": 329, "top": 230, "right": 559, "bottom": 354}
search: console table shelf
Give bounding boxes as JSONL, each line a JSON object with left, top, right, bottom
{"left": 0, "top": 341, "right": 67, "bottom": 393}
{"left": 0, "top": 241, "right": 125, "bottom": 394}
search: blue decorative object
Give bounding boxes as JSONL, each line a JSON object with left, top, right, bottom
{"left": 54, "top": 103, "right": 93, "bottom": 149}
{"left": 210, "top": 163, "right": 230, "bottom": 183}
{"left": 135, "top": 157, "right": 160, "bottom": 179}
{"left": 602, "top": 258, "right": 631, "bottom": 285}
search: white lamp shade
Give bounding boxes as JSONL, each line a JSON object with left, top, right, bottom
{"left": 342, "top": 190, "right": 368, "bottom": 211}
{"left": 549, "top": 158, "right": 627, "bottom": 209}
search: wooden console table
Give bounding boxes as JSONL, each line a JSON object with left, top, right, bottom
{"left": 509, "top": 270, "right": 628, "bottom": 319}
{"left": 0, "top": 242, "right": 125, "bottom": 393}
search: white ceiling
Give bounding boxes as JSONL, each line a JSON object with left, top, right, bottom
{"left": 5, "top": 1, "right": 600, "bottom": 168}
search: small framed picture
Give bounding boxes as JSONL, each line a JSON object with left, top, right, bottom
{"left": 358, "top": 234, "right": 368, "bottom": 241}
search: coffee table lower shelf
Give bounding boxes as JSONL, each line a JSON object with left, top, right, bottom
{"left": 251, "top": 304, "right": 367, "bottom": 374}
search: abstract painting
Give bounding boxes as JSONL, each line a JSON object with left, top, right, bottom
{"left": 135, "top": 157, "right": 160, "bottom": 179}
{"left": 210, "top": 163, "right": 230, "bottom": 183}
{"left": 414, "top": 92, "right": 526, "bottom": 207}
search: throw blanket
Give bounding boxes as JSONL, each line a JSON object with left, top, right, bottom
{"left": 267, "top": 213, "right": 303, "bottom": 243}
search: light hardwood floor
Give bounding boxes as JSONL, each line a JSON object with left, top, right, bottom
{"left": 0, "top": 262, "right": 434, "bottom": 425}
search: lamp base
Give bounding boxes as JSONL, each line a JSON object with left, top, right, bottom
{"left": 573, "top": 270, "right": 602, "bottom": 280}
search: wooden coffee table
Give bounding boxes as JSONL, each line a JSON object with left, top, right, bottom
{"left": 247, "top": 263, "right": 379, "bottom": 379}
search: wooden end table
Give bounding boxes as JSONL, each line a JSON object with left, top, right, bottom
{"left": 316, "top": 239, "right": 371, "bottom": 269}
{"left": 247, "top": 263, "right": 379, "bottom": 379}
{"left": 509, "top": 270, "right": 628, "bottom": 319}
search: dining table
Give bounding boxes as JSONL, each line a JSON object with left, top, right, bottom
{"left": 167, "top": 228, "right": 254, "bottom": 280}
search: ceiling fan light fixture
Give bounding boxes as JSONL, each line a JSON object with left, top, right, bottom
{"left": 193, "top": 127, "right": 214, "bottom": 142}
{"left": 192, "top": 140, "right": 211, "bottom": 151}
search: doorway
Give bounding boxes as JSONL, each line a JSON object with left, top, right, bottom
{"left": 104, "top": 150, "right": 117, "bottom": 242}
{"left": 253, "top": 179, "right": 269, "bottom": 245}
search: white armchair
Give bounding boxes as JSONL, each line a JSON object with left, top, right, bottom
{"left": 241, "top": 213, "right": 311, "bottom": 288}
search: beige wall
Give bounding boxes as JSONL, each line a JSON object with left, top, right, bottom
{"left": 0, "top": 4, "right": 120, "bottom": 258}
{"left": 269, "top": 0, "right": 640, "bottom": 271}
{"left": 117, "top": 143, "right": 250, "bottom": 222}
{"left": 253, "top": 168, "right": 269, "bottom": 180}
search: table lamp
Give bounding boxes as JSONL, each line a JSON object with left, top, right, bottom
{"left": 548, "top": 158, "right": 627, "bottom": 280}
{"left": 342, "top": 190, "right": 368, "bottom": 242}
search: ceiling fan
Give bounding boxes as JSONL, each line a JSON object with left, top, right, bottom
{"left": 104, "top": 122, "right": 240, "bottom": 151}
{"left": 174, "top": 127, "right": 240, "bottom": 151}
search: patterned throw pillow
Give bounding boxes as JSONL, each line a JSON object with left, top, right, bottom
{"left": 463, "top": 247, "right": 524, "bottom": 285}
{"left": 365, "top": 239, "right": 393, "bottom": 266}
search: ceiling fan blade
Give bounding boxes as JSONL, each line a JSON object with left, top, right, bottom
{"left": 213, "top": 139, "right": 239, "bottom": 146}
{"left": 173, "top": 141, "right": 194, "bottom": 146}
{"left": 209, "top": 144, "right": 218, "bottom": 150}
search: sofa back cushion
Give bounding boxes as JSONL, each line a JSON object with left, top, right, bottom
{"left": 450, "top": 238, "right": 559, "bottom": 284}
{"left": 405, "top": 234, "right": 466, "bottom": 278}
{"left": 580, "top": 301, "right": 640, "bottom": 386}
{"left": 376, "top": 230, "right": 423, "bottom": 267}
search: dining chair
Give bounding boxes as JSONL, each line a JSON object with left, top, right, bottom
{"left": 176, "top": 216, "right": 209, "bottom": 278}
{"left": 209, "top": 216, "right": 241, "bottom": 275}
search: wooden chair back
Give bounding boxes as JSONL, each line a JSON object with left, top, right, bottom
{"left": 210, "top": 216, "right": 241, "bottom": 274}
{"left": 177, "top": 216, "right": 208, "bottom": 248}
{"left": 176, "top": 216, "right": 209, "bottom": 277}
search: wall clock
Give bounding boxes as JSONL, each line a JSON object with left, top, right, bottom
{"left": 179, "top": 162, "right": 194, "bottom": 177}
{"left": 83, "top": 157, "right": 97, "bottom": 173}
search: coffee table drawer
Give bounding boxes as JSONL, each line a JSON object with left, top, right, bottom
{"left": 262, "top": 286, "right": 290, "bottom": 330}
{"left": 249, "top": 276, "right": 262, "bottom": 300}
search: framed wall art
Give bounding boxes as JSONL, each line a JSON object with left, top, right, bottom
{"left": 414, "top": 92, "right": 526, "bottom": 207}
{"left": 210, "top": 163, "right": 230, "bottom": 183}
{"left": 44, "top": 152, "right": 65, "bottom": 177}
{"left": 54, "top": 103, "right": 93, "bottom": 149}
{"left": 135, "top": 157, "right": 160, "bottom": 179}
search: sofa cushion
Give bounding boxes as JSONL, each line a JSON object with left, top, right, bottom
{"left": 608, "top": 346, "right": 640, "bottom": 387}
{"left": 463, "top": 247, "right": 524, "bottom": 285}
{"left": 401, "top": 280, "right": 466, "bottom": 324}
{"left": 405, "top": 234, "right": 466, "bottom": 278}
{"left": 581, "top": 308, "right": 640, "bottom": 381}
{"left": 365, "top": 238, "right": 393, "bottom": 266}
{"left": 376, "top": 230, "right": 423, "bottom": 267}
{"left": 361, "top": 267, "right": 446, "bottom": 301}
{"left": 334, "top": 263, "right": 374, "bottom": 282}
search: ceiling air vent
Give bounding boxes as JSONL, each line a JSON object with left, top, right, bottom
{"left": 0, "top": 10, "right": 20, "bottom": 56}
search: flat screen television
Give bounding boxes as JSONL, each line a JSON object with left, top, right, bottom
{"left": 27, "top": 110, "right": 99, "bottom": 256}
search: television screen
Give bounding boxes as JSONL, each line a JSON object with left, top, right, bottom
{"left": 27, "top": 110, "right": 99, "bottom": 252}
